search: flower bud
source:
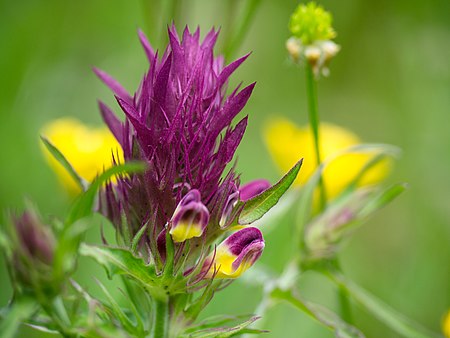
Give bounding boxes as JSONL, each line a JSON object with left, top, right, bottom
{"left": 169, "top": 189, "right": 210, "bottom": 243}
{"left": 286, "top": 37, "right": 303, "bottom": 63}
{"left": 219, "top": 184, "right": 240, "bottom": 228}
{"left": 239, "top": 179, "right": 271, "bottom": 201}
{"left": 204, "top": 227, "right": 264, "bottom": 279}
{"left": 304, "top": 189, "right": 373, "bottom": 260}
{"left": 14, "top": 211, "right": 55, "bottom": 266}
{"left": 9, "top": 210, "right": 56, "bottom": 288}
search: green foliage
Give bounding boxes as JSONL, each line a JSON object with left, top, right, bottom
{"left": 328, "top": 271, "right": 444, "bottom": 338}
{"left": 238, "top": 159, "right": 303, "bottom": 225}
{"left": 0, "top": 297, "right": 38, "bottom": 338}
{"left": 40, "top": 136, "right": 89, "bottom": 191}
{"left": 271, "top": 288, "right": 365, "bottom": 338}
{"left": 180, "top": 315, "right": 262, "bottom": 337}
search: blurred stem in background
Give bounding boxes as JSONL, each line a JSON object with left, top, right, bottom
{"left": 140, "top": 0, "right": 181, "bottom": 50}
{"left": 304, "top": 62, "right": 327, "bottom": 211}
{"left": 223, "top": 0, "right": 263, "bottom": 60}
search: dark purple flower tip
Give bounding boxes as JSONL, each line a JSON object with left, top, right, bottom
{"left": 239, "top": 179, "right": 271, "bottom": 201}
{"left": 204, "top": 227, "right": 264, "bottom": 279}
{"left": 13, "top": 211, "right": 55, "bottom": 265}
{"left": 219, "top": 183, "right": 240, "bottom": 228}
{"left": 169, "top": 189, "right": 210, "bottom": 242}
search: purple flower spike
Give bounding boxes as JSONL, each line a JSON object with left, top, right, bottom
{"left": 97, "top": 26, "right": 262, "bottom": 282}
{"left": 170, "top": 189, "right": 210, "bottom": 242}
{"left": 239, "top": 179, "right": 271, "bottom": 201}
{"left": 204, "top": 227, "right": 264, "bottom": 279}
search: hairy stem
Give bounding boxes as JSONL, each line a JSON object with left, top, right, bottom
{"left": 151, "top": 298, "right": 169, "bottom": 338}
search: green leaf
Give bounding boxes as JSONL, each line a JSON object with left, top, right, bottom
{"left": 95, "top": 279, "right": 144, "bottom": 336}
{"left": 238, "top": 159, "right": 303, "bottom": 225}
{"left": 181, "top": 316, "right": 262, "bottom": 338}
{"left": 359, "top": 183, "right": 407, "bottom": 217}
{"left": 183, "top": 314, "right": 259, "bottom": 333}
{"left": 79, "top": 244, "right": 168, "bottom": 301}
{"left": 41, "top": 136, "right": 88, "bottom": 191}
{"left": 271, "top": 288, "right": 365, "bottom": 338}
{"left": 328, "top": 271, "right": 442, "bottom": 338}
{"left": 0, "top": 298, "right": 38, "bottom": 338}
{"left": 66, "top": 162, "right": 146, "bottom": 226}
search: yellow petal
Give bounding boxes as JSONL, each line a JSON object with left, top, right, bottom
{"left": 41, "top": 117, "right": 123, "bottom": 193}
{"left": 169, "top": 222, "right": 204, "bottom": 243}
{"left": 444, "top": 310, "right": 450, "bottom": 338}
{"left": 264, "top": 117, "right": 390, "bottom": 200}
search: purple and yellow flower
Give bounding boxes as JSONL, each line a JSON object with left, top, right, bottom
{"left": 203, "top": 227, "right": 264, "bottom": 279}
{"left": 96, "top": 26, "right": 266, "bottom": 282}
{"left": 169, "top": 189, "right": 209, "bottom": 242}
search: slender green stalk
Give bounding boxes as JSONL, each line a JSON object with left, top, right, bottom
{"left": 223, "top": 0, "right": 263, "bottom": 60}
{"left": 333, "top": 260, "right": 353, "bottom": 324}
{"left": 305, "top": 63, "right": 353, "bottom": 325}
{"left": 304, "top": 63, "right": 327, "bottom": 211}
{"left": 151, "top": 298, "right": 169, "bottom": 338}
{"left": 159, "top": 0, "right": 179, "bottom": 47}
{"left": 326, "top": 270, "right": 443, "bottom": 338}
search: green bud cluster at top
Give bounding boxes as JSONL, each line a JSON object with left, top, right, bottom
{"left": 289, "top": 2, "right": 336, "bottom": 45}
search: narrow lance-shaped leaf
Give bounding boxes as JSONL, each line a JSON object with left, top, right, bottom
{"left": 41, "top": 136, "right": 88, "bottom": 191}
{"left": 271, "top": 288, "right": 365, "bottom": 338}
{"left": 328, "top": 271, "right": 443, "bottom": 338}
{"left": 66, "top": 162, "right": 146, "bottom": 226}
{"left": 79, "top": 244, "right": 167, "bottom": 301}
{"left": 181, "top": 316, "right": 263, "bottom": 338}
{"left": 238, "top": 159, "right": 303, "bottom": 225}
{"left": 0, "top": 298, "right": 38, "bottom": 338}
{"left": 359, "top": 183, "right": 408, "bottom": 218}
{"left": 95, "top": 279, "right": 144, "bottom": 337}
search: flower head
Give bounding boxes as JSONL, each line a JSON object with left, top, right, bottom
{"left": 289, "top": 2, "right": 336, "bottom": 45}
{"left": 287, "top": 2, "right": 339, "bottom": 75}
{"left": 265, "top": 118, "right": 390, "bottom": 200}
{"left": 42, "top": 117, "right": 122, "bottom": 193}
{"left": 96, "top": 26, "right": 264, "bottom": 284}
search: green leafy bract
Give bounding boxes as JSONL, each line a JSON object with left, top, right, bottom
{"left": 40, "top": 136, "right": 88, "bottom": 191}
{"left": 238, "top": 159, "right": 303, "bottom": 225}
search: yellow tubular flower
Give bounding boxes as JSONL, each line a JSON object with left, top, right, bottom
{"left": 444, "top": 310, "right": 450, "bottom": 338}
{"left": 264, "top": 117, "right": 390, "bottom": 200}
{"left": 41, "top": 117, "right": 123, "bottom": 193}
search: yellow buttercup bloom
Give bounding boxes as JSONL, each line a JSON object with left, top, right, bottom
{"left": 444, "top": 310, "right": 450, "bottom": 338}
{"left": 41, "top": 117, "right": 123, "bottom": 193}
{"left": 264, "top": 117, "right": 390, "bottom": 200}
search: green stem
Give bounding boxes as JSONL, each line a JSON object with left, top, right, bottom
{"left": 305, "top": 62, "right": 327, "bottom": 211}
{"left": 326, "top": 270, "right": 443, "bottom": 338}
{"left": 223, "top": 0, "right": 262, "bottom": 60}
{"left": 334, "top": 260, "right": 353, "bottom": 324}
{"left": 151, "top": 298, "right": 169, "bottom": 338}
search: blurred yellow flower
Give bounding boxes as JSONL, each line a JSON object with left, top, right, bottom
{"left": 264, "top": 117, "right": 390, "bottom": 200}
{"left": 41, "top": 117, "right": 123, "bottom": 193}
{"left": 444, "top": 310, "right": 450, "bottom": 338}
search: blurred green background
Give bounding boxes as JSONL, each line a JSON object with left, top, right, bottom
{"left": 1, "top": 0, "right": 449, "bottom": 337}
